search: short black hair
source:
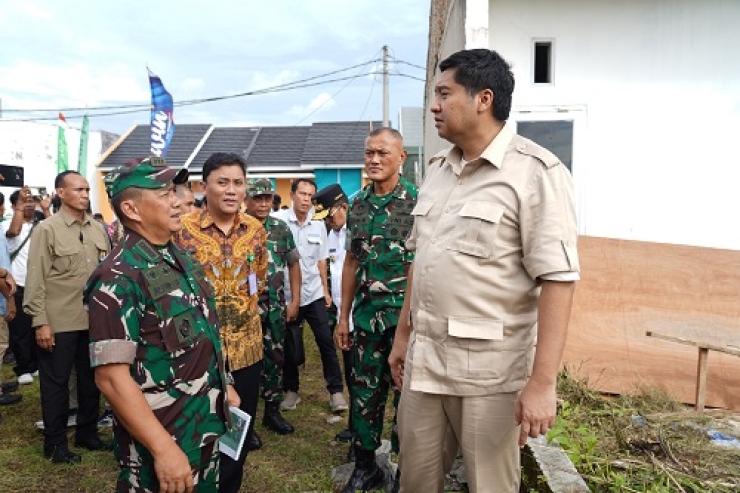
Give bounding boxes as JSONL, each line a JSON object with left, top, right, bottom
{"left": 9, "top": 189, "right": 19, "bottom": 207}
{"left": 272, "top": 194, "right": 281, "bottom": 204}
{"left": 291, "top": 178, "right": 316, "bottom": 193}
{"left": 0, "top": 191, "right": 4, "bottom": 207}
{"left": 110, "top": 187, "right": 142, "bottom": 225}
{"left": 439, "top": 49, "right": 515, "bottom": 121}
{"left": 54, "top": 170, "right": 82, "bottom": 189}
{"left": 202, "top": 152, "right": 246, "bottom": 183}
{"left": 368, "top": 127, "right": 403, "bottom": 142}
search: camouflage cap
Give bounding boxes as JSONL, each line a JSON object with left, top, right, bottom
{"left": 104, "top": 157, "right": 189, "bottom": 198}
{"left": 247, "top": 178, "right": 274, "bottom": 197}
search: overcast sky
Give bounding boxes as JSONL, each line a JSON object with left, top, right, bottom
{"left": 0, "top": 1, "right": 430, "bottom": 135}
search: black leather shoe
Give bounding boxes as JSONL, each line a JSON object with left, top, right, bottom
{"left": 246, "top": 431, "right": 262, "bottom": 451}
{"left": 0, "top": 393, "right": 21, "bottom": 406}
{"left": 75, "top": 436, "right": 114, "bottom": 451}
{"left": 341, "top": 448, "right": 385, "bottom": 493}
{"left": 263, "top": 402, "right": 295, "bottom": 435}
{"left": 335, "top": 428, "right": 353, "bottom": 443}
{"left": 1, "top": 381, "right": 19, "bottom": 393}
{"left": 45, "top": 447, "right": 82, "bottom": 464}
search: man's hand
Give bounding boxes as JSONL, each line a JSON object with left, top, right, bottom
{"left": 40, "top": 194, "right": 52, "bottom": 213}
{"left": 5, "top": 274, "right": 17, "bottom": 297}
{"left": 153, "top": 444, "right": 194, "bottom": 493}
{"left": 335, "top": 319, "right": 351, "bottom": 351}
{"left": 35, "top": 325, "right": 55, "bottom": 352}
{"left": 286, "top": 301, "right": 299, "bottom": 322}
{"left": 226, "top": 384, "right": 241, "bottom": 408}
{"left": 389, "top": 335, "right": 409, "bottom": 390}
{"left": 4, "top": 296, "right": 16, "bottom": 322}
{"left": 324, "top": 291, "right": 332, "bottom": 308}
{"left": 514, "top": 378, "right": 558, "bottom": 448}
{"left": 16, "top": 187, "right": 32, "bottom": 212}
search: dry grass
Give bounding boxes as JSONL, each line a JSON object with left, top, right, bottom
{"left": 552, "top": 367, "right": 740, "bottom": 493}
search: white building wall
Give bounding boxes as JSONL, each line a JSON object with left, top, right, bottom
{"left": 425, "top": 0, "right": 740, "bottom": 250}
{"left": 0, "top": 122, "right": 103, "bottom": 215}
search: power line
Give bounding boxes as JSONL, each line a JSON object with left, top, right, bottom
{"left": 390, "top": 73, "right": 426, "bottom": 82}
{"left": 390, "top": 58, "right": 426, "bottom": 71}
{"left": 0, "top": 58, "right": 426, "bottom": 124}
{"left": 293, "top": 57, "right": 378, "bottom": 126}
{"left": 1, "top": 71, "right": 425, "bottom": 123}
{"left": 1, "top": 59, "right": 381, "bottom": 114}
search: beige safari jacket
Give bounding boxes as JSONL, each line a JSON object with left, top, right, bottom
{"left": 405, "top": 124, "right": 580, "bottom": 396}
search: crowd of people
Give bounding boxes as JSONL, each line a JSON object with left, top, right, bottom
{"left": 0, "top": 48, "right": 579, "bottom": 493}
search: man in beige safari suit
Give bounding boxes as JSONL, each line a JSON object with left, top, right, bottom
{"left": 389, "top": 49, "right": 580, "bottom": 492}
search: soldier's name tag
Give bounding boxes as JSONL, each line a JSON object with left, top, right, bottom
{"left": 248, "top": 272, "right": 257, "bottom": 296}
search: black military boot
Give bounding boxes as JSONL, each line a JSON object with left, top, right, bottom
{"left": 262, "top": 401, "right": 295, "bottom": 434}
{"left": 341, "top": 447, "right": 385, "bottom": 493}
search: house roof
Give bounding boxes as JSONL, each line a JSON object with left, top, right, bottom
{"left": 246, "top": 126, "right": 311, "bottom": 169}
{"left": 189, "top": 127, "right": 259, "bottom": 171}
{"left": 98, "top": 119, "right": 410, "bottom": 174}
{"left": 100, "top": 124, "right": 212, "bottom": 171}
{"left": 302, "top": 121, "right": 382, "bottom": 166}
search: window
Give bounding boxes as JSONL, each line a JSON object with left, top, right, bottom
{"left": 533, "top": 40, "right": 553, "bottom": 84}
{"left": 517, "top": 120, "right": 573, "bottom": 172}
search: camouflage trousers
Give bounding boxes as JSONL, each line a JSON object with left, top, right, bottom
{"left": 116, "top": 440, "right": 219, "bottom": 492}
{"left": 350, "top": 324, "right": 400, "bottom": 453}
{"left": 260, "top": 307, "right": 286, "bottom": 403}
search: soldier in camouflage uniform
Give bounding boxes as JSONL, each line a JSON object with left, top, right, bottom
{"left": 335, "top": 128, "right": 418, "bottom": 493}
{"left": 85, "top": 158, "right": 235, "bottom": 493}
{"left": 244, "top": 178, "right": 301, "bottom": 435}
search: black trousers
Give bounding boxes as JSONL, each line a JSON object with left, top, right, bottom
{"left": 37, "top": 330, "right": 100, "bottom": 451}
{"left": 342, "top": 345, "right": 354, "bottom": 432}
{"left": 283, "top": 298, "right": 343, "bottom": 394}
{"left": 8, "top": 287, "right": 38, "bottom": 376}
{"left": 219, "top": 360, "right": 262, "bottom": 493}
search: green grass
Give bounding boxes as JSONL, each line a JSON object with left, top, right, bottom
{"left": 0, "top": 328, "right": 393, "bottom": 493}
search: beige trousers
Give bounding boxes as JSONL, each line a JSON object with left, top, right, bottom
{"left": 398, "top": 387, "right": 521, "bottom": 493}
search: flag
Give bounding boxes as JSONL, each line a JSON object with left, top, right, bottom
{"left": 78, "top": 114, "right": 89, "bottom": 178}
{"left": 148, "top": 70, "right": 175, "bottom": 157}
{"left": 57, "top": 112, "right": 68, "bottom": 173}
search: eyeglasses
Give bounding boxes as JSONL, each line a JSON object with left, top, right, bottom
{"left": 327, "top": 206, "right": 341, "bottom": 219}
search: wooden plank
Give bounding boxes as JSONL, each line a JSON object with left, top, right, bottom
{"left": 696, "top": 348, "right": 709, "bottom": 412}
{"left": 645, "top": 331, "right": 740, "bottom": 357}
{"left": 563, "top": 236, "right": 740, "bottom": 410}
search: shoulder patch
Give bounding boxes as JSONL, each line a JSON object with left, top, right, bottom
{"left": 429, "top": 149, "right": 449, "bottom": 166}
{"left": 514, "top": 137, "right": 561, "bottom": 169}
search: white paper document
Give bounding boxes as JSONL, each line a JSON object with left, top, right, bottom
{"left": 218, "top": 406, "right": 252, "bottom": 460}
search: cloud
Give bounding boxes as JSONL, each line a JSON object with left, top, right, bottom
{"left": 0, "top": 0, "right": 429, "bottom": 132}
{"left": 286, "top": 93, "right": 336, "bottom": 120}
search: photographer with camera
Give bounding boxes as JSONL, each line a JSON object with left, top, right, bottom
{"left": 1, "top": 187, "right": 51, "bottom": 387}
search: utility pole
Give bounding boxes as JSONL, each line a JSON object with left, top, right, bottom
{"left": 382, "top": 45, "right": 389, "bottom": 127}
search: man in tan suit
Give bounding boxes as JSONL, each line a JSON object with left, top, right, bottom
{"left": 389, "top": 49, "right": 580, "bottom": 492}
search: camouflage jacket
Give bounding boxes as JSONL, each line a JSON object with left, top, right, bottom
{"left": 346, "top": 177, "right": 418, "bottom": 331}
{"left": 257, "top": 215, "right": 300, "bottom": 318}
{"left": 84, "top": 229, "right": 228, "bottom": 467}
